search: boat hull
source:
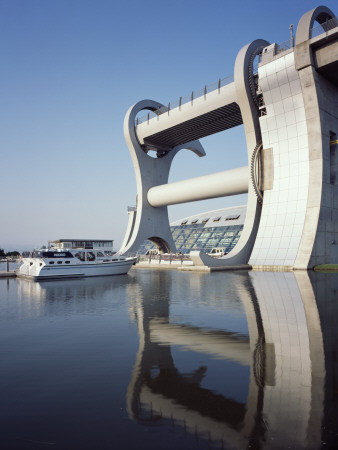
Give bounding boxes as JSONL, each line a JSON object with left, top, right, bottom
{"left": 18, "top": 258, "right": 136, "bottom": 281}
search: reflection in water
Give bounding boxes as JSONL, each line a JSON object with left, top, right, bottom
{"left": 1, "top": 270, "right": 337, "bottom": 449}
{"left": 15, "top": 275, "right": 135, "bottom": 319}
{"left": 127, "top": 270, "right": 338, "bottom": 449}
{"left": 250, "top": 272, "right": 326, "bottom": 449}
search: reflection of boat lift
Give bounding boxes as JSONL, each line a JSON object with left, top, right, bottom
{"left": 149, "top": 319, "right": 251, "bottom": 366}
{"left": 126, "top": 269, "right": 327, "bottom": 448}
{"left": 126, "top": 272, "right": 271, "bottom": 448}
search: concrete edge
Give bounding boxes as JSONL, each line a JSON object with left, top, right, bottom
{"left": 178, "top": 264, "right": 252, "bottom": 272}
{"left": 0, "top": 271, "right": 17, "bottom": 278}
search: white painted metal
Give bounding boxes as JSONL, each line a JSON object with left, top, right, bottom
{"left": 18, "top": 254, "right": 136, "bottom": 280}
{"left": 147, "top": 166, "right": 249, "bottom": 207}
{"left": 136, "top": 82, "right": 237, "bottom": 145}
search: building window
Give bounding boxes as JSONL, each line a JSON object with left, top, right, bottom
{"left": 57, "top": 261, "right": 62, "bottom": 264}
{"left": 213, "top": 217, "right": 221, "bottom": 222}
{"left": 49, "top": 261, "right": 54, "bottom": 265}
{"left": 226, "top": 215, "right": 240, "bottom": 220}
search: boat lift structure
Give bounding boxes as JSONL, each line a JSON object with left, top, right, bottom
{"left": 119, "top": 5, "right": 338, "bottom": 270}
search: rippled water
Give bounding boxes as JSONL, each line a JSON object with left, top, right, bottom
{"left": 0, "top": 269, "right": 337, "bottom": 449}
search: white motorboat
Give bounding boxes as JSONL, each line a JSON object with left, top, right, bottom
{"left": 207, "top": 247, "right": 227, "bottom": 257}
{"left": 18, "top": 239, "right": 136, "bottom": 280}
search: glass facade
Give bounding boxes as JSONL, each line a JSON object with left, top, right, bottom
{"left": 138, "top": 224, "right": 243, "bottom": 255}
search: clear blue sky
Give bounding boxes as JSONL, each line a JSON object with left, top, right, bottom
{"left": 1, "top": 0, "right": 336, "bottom": 251}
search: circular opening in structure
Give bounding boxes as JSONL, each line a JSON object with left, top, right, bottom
{"left": 312, "top": 13, "right": 335, "bottom": 37}
{"left": 252, "top": 54, "right": 260, "bottom": 77}
{"left": 167, "top": 126, "right": 250, "bottom": 258}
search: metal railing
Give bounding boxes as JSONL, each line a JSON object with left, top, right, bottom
{"left": 276, "top": 37, "right": 294, "bottom": 54}
{"left": 258, "top": 38, "right": 294, "bottom": 62}
{"left": 311, "top": 16, "right": 338, "bottom": 39}
{"left": 136, "top": 74, "right": 234, "bottom": 126}
{"left": 136, "top": 16, "right": 338, "bottom": 128}
{"left": 136, "top": 253, "right": 192, "bottom": 265}
{"left": 258, "top": 15, "right": 338, "bottom": 62}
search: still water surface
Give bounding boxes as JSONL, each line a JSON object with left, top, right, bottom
{"left": 0, "top": 269, "right": 337, "bottom": 449}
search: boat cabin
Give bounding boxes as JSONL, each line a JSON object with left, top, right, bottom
{"left": 48, "top": 239, "right": 114, "bottom": 251}
{"left": 46, "top": 239, "right": 116, "bottom": 263}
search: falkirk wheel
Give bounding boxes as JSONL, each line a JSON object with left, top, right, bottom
{"left": 119, "top": 5, "right": 338, "bottom": 270}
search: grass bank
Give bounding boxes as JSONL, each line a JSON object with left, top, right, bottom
{"left": 314, "top": 264, "right": 338, "bottom": 272}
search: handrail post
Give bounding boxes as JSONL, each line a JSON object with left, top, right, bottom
{"left": 179, "top": 96, "right": 182, "bottom": 111}
{"left": 168, "top": 102, "right": 170, "bottom": 115}
{"left": 147, "top": 112, "right": 150, "bottom": 124}
{"left": 289, "top": 24, "right": 294, "bottom": 48}
{"left": 218, "top": 78, "right": 221, "bottom": 93}
{"left": 6, "top": 259, "right": 9, "bottom": 272}
{"left": 191, "top": 91, "right": 194, "bottom": 105}
{"left": 204, "top": 85, "right": 207, "bottom": 100}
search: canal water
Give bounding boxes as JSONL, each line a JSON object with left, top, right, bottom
{"left": 0, "top": 269, "right": 337, "bottom": 449}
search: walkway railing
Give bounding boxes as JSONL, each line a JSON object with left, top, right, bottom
{"left": 136, "top": 74, "right": 234, "bottom": 126}
{"left": 259, "top": 15, "right": 338, "bottom": 61}
{"left": 136, "top": 16, "right": 338, "bottom": 128}
{"left": 137, "top": 254, "right": 193, "bottom": 265}
{"left": 258, "top": 38, "right": 294, "bottom": 62}
{"left": 311, "top": 16, "right": 338, "bottom": 39}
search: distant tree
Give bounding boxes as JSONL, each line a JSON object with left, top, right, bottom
{"left": 0, "top": 248, "right": 5, "bottom": 258}
{"left": 6, "top": 251, "right": 20, "bottom": 257}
